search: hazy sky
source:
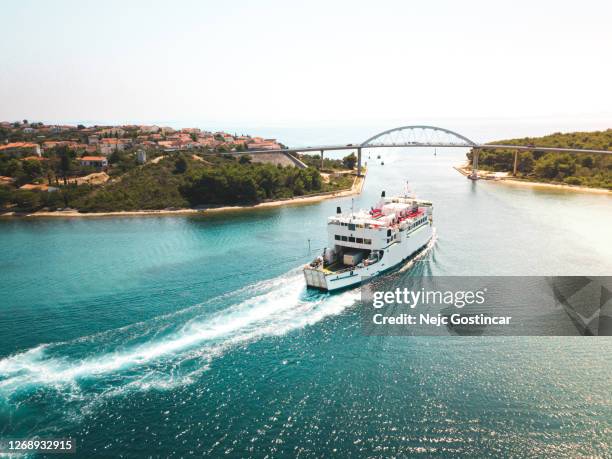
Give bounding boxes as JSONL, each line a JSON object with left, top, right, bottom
{"left": 1, "top": 0, "right": 611, "bottom": 130}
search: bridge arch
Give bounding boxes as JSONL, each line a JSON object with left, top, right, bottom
{"left": 360, "top": 125, "right": 477, "bottom": 148}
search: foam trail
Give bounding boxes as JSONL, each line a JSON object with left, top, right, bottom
{"left": 398, "top": 227, "right": 438, "bottom": 273}
{"left": 0, "top": 269, "right": 358, "bottom": 398}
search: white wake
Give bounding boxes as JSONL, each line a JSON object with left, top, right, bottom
{"left": 0, "top": 270, "right": 359, "bottom": 398}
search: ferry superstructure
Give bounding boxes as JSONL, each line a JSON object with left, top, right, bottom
{"left": 304, "top": 188, "right": 433, "bottom": 291}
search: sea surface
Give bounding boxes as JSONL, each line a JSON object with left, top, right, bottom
{"left": 0, "top": 146, "right": 611, "bottom": 457}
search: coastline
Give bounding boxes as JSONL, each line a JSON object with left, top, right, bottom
{"left": 2, "top": 174, "right": 365, "bottom": 218}
{"left": 454, "top": 164, "right": 611, "bottom": 195}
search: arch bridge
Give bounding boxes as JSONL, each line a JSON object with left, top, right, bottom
{"left": 243, "top": 125, "right": 612, "bottom": 179}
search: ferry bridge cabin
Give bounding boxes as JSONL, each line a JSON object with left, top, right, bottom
{"left": 324, "top": 192, "right": 432, "bottom": 267}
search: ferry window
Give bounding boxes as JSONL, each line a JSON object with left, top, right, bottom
{"left": 349, "top": 237, "right": 355, "bottom": 242}
{"left": 387, "top": 229, "right": 391, "bottom": 236}
{"left": 341, "top": 236, "right": 348, "bottom": 241}
{"left": 364, "top": 239, "right": 371, "bottom": 245}
{"left": 348, "top": 223, "right": 356, "bottom": 231}
{"left": 356, "top": 238, "right": 363, "bottom": 243}
{"left": 335, "top": 235, "right": 340, "bottom": 240}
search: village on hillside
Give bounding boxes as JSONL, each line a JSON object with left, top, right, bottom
{"left": 0, "top": 120, "right": 286, "bottom": 190}
{"left": 0, "top": 120, "right": 358, "bottom": 214}
{"left": 0, "top": 121, "right": 283, "bottom": 154}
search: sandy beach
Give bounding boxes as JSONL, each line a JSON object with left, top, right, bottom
{"left": 454, "top": 164, "right": 610, "bottom": 195}
{"left": 3, "top": 174, "right": 366, "bottom": 218}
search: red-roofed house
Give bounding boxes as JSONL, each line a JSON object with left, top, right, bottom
{"left": 157, "top": 141, "right": 175, "bottom": 149}
{"left": 0, "top": 142, "right": 41, "bottom": 157}
{"left": 42, "top": 140, "right": 76, "bottom": 151}
{"left": 247, "top": 138, "right": 281, "bottom": 151}
{"left": 99, "top": 138, "right": 131, "bottom": 155}
{"left": 79, "top": 156, "right": 108, "bottom": 168}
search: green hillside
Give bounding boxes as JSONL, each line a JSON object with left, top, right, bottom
{"left": 0, "top": 152, "right": 356, "bottom": 213}
{"left": 467, "top": 129, "right": 612, "bottom": 189}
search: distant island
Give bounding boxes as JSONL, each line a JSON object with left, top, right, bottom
{"left": 0, "top": 120, "right": 361, "bottom": 215}
{"left": 466, "top": 129, "right": 611, "bottom": 190}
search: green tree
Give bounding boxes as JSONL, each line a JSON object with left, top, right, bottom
{"left": 0, "top": 127, "right": 10, "bottom": 141}
{"left": 174, "top": 156, "right": 188, "bottom": 174}
{"left": 56, "top": 146, "right": 75, "bottom": 185}
{"left": 238, "top": 155, "right": 252, "bottom": 164}
{"left": 0, "top": 158, "right": 22, "bottom": 177}
{"left": 343, "top": 153, "right": 357, "bottom": 169}
{"left": 22, "top": 159, "right": 43, "bottom": 181}
{"left": 533, "top": 154, "right": 559, "bottom": 179}
{"left": 518, "top": 152, "right": 535, "bottom": 173}
{"left": 0, "top": 186, "right": 12, "bottom": 208}
{"left": 13, "top": 190, "right": 41, "bottom": 211}
{"left": 109, "top": 149, "right": 122, "bottom": 164}
{"left": 564, "top": 176, "right": 582, "bottom": 185}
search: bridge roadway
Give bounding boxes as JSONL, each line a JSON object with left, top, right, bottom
{"left": 243, "top": 143, "right": 612, "bottom": 156}
{"left": 241, "top": 142, "right": 611, "bottom": 178}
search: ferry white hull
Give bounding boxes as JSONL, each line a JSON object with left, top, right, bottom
{"left": 304, "top": 223, "right": 433, "bottom": 291}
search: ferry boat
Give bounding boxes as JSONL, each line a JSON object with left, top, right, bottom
{"left": 304, "top": 186, "right": 434, "bottom": 291}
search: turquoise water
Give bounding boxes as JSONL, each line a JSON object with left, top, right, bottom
{"left": 1, "top": 149, "right": 611, "bottom": 457}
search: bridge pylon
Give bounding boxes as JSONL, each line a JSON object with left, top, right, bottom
{"left": 470, "top": 149, "right": 480, "bottom": 180}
